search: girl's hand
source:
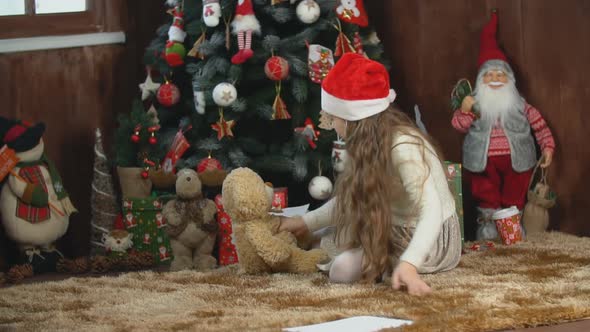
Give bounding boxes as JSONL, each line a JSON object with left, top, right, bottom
{"left": 392, "top": 261, "right": 432, "bottom": 296}
{"left": 278, "top": 216, "right": 309, "bottom": 238}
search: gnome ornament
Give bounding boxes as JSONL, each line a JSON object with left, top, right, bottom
{"left": 294, "top": 118, "right": 320, "bottom": 149}
{"left": 102, "top": 229, "right": 134, "bottom": 257}
{"left": 450, "top": 10, "right": 556, "bottom": 241}
{"left": 231, "top": 0, "right": 261, "bottom": 64}
{"left": 165, "top": 7, "right": 187, "bottom": 67}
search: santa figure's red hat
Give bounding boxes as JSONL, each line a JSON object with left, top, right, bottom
{"left": 321, "top": 53, "right": 396, "bottom": 121}
{"left": 477, "top": 11, "right": 512, "bottom": 73}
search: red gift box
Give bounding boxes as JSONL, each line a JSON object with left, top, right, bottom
{"left": 271, "top": 187, "right": 288, "bottom": 212}
{"left": 214, "top": 194, "right": 238, "bottom": 266}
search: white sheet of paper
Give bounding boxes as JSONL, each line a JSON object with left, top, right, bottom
{"left": 283, "top": 316, "right": 412, "bottom": 332}
{"left": 269, "top": 204, "right": 310, "bottom": 217}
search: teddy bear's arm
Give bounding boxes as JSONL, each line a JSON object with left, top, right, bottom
{"left": 163, "top": 201, "right": 183, "bottom": 226}
{"left": 202, "top": 200, "right": 217, "bottom": 223}
{"left": 245, "top": 221, "right": 292, "bottom": 267}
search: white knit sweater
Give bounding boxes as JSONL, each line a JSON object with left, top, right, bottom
{"left": 303, "top": 133, "right": 456, "bottom": 269}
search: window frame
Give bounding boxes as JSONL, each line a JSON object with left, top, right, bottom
{"left": 0, "top": 0, "right": 105, "bottom": 39}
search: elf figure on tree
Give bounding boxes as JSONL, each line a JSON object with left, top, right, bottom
{"left": 231, "top": 0, "right": 261, "bottom": 64}
{"left": 451, "top": 11, "right": 556, "bottom": 240}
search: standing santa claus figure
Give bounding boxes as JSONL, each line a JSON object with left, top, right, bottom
{"left": 231, "top": 0, "right": 261, "bottom": 65}
{"left": 451, "top": 11, "right": 555, "bottom": 240}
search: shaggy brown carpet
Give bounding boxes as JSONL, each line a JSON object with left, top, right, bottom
{"left": 1, "top": 232, "right": 589, "bottom": 332}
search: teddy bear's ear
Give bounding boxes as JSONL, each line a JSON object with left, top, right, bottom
{"left": 222, "top": 168, "right": 271, "bottom": 220}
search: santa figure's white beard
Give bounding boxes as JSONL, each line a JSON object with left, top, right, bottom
{"left": 105, "top": 236, "right": 133, "bottom": 252}
{"left": 474, "top": 80, "right": 522, "bottom": 125}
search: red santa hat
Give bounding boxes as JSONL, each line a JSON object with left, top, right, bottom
{"left": 236, "top": 0, "right": 254, "bottom": 16}
{"left": 477, "top": 11, "right": 508, "bottom": 68}
{"left": 321, "top": 53, "right": 396, "bottom": 121}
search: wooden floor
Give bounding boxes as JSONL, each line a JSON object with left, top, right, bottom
{"left": 2, "top": 272, "right": 589, "bottom": 331}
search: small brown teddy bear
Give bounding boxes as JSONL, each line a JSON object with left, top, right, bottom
{"left": 222, "top": 167, "right": 327, "bottom": 274}
{"left": 163, "top": 169, "right": 218, "bottom": 271}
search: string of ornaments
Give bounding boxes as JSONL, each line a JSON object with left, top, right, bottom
{"left": 211, "top": 82, "right": 238, "bottom": 140}
{"left": 265, "top": 55, "right": 291, "bottom": 120}
{"left": 304, "top": 0, "right": 368, "bottom": 200}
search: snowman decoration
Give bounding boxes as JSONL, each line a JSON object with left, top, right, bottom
{"left": 0, "top": 118, "right": 77, "bottom": 272}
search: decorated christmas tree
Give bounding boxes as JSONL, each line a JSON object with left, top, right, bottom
{"left": 117, "top": 0, "right": 386, "bottom": 204}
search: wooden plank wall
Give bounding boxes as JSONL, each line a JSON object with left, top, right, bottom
{"left": 0, "top": 1, "right": 165, "bottom": 269}
{"left": 367, "top": 0, "right": 590, "bottom": 237}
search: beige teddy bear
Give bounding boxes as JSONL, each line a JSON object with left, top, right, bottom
{"left": 222, "top": 167, "right": 327, "bottom": 274}
{"left": 163, "top": 169, "right": 218, "bottom": 271}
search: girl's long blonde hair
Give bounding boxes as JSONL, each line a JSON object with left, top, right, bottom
{"left": 333, "top": 105, "right": 444, "bottom": 282}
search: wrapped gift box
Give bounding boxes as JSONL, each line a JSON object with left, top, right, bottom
{"left": 271, "top": 187, "right": 288, "bottom": 212}
{"left": 214, "top": 195, "right": 238, "bottom": 266}
{"left": 121, "top": 197, "right": 173, "bottom": 265}
{"left": 445, "top": 162, "right": 465, "bottom": 244}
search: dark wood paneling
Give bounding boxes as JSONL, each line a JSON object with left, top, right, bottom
{"left": 519, "top": 0, "right": 590, "bottom": 236}
{"left": 369, "top": 0, "right": 590, "bottom": 236}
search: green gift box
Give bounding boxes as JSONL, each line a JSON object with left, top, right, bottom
{"left": 121, "top": 196, "right": 174, "bottom": 265}
{"left": 445, "top": 162, "right": 465, "bottom": 244}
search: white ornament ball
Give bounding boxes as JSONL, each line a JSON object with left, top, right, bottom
{"left": 308, "top": 176, "right": 333, "bottom": 200}
{"left": 296, "top": 0, "right": 321, "bottom": 24}
{"left": 212, "top": 82, "right": 237, "bottom": 107}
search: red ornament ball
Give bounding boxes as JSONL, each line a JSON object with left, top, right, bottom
{"left": 157, "top": 82, "right": 181, "bottom": 107}
{"left": 131, "top": 134, "right": 140, "bottom": 143}
{"left": 264, "top": 56, "right": 289, "bottom": 81}
{"left": 197, "top": 157, "right": 223, "bottom": 173}
{"left": 141, "top": 170, "right": 149, "bottom": 179}
{"left": 149, "top": 136, "right": 157, "bottom": 145}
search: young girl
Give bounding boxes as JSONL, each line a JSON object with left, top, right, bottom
{"left": 280, "top": 53, "right": 461, "bottom": 296}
